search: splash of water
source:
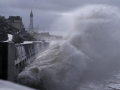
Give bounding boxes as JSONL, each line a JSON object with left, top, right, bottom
{"left": 17, "top": 5, "right": 120, "bottom": 90}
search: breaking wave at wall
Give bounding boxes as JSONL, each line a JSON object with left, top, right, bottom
{"left": 17, "top": 5, "right": 120, "bottom": 90}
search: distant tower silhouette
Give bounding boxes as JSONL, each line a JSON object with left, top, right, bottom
{"left": 30, "top": 10, "right": 33, "bottom": 32}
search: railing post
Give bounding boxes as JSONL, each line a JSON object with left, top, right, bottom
{"left": 0, "top": 42, "right": 15, "bottom": 82}
{"left": 8, "top": 42, "right": 15, "bottom": 81}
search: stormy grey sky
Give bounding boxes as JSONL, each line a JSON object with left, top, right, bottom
{"left": 0, "top": 0, "right": 120, "bottom": 34}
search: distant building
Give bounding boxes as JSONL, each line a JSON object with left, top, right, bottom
{"left": 0, "top": 15, "right": 5, "bottom": 19}
{"left": 32, "top": 32, "right": 63, "bottom": 41}
{"left": 6, "top": 16, "right": 24, "bottom": 30}
{"left": 29, "top": 10, "right": 33, "bottom": 32}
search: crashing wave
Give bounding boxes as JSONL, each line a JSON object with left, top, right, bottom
{"left": 17, "top": 5, "right": 120, "bottom": 90}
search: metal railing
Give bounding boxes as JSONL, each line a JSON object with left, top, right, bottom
{"left": 0, "top": 41, "right": 49, "bottom": 81}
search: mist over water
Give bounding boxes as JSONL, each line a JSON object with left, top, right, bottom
{"left": 17, "top": 5, "right": 120, "bottom": 90}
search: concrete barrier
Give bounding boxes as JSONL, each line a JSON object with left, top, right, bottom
{"left": 0, "top": 42, "right": 15, "bottom": 81}
{"left": 0, "top": 41, "right": 49, "bottom": 82}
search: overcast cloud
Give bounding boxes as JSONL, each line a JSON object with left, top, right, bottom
{"left": 0, "top": 0, "right": 120, "bottom": 34}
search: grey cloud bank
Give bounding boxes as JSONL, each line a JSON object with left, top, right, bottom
{"left": 0, "top": 0, "right": 120, "bottom": 35}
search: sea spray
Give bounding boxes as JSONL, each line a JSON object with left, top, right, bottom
{"left": 17, "top": 5, "right": 120, "bottom": 90}
{"left": 69, "top": 5, "right": 120, "bottom": 81}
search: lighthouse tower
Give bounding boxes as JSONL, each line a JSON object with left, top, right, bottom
{"left": 30, "top": 10, "right": 33, "bottom": 32}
